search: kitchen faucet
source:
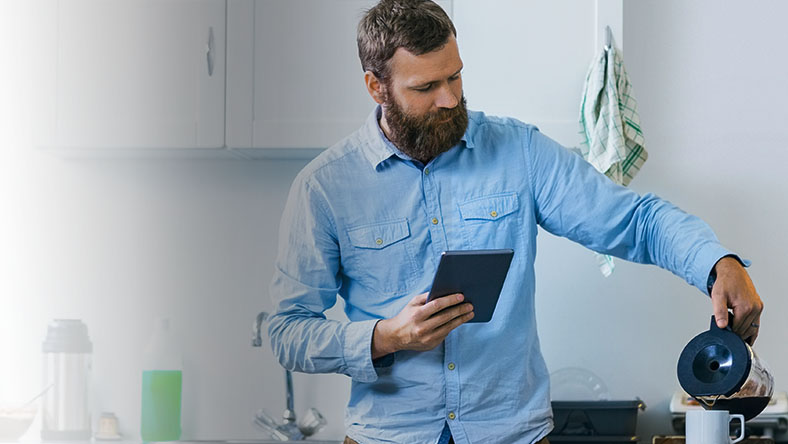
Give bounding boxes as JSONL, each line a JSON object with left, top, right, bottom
{"left": 252, "top": 311, "right": 326, "bottom": 441}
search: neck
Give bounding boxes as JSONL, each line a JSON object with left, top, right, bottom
{"left": 378, "top": 108, "right": 394, "bottom": 142}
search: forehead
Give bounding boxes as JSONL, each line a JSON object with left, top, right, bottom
{"left": 388, "top": 34, "right": 463, "bottom": 85}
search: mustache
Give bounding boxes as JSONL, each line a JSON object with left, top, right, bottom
{"left": 422, "top": 105, "right": 464, "bottom": 125}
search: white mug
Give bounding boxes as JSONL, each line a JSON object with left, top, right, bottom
{"left": 686, "top": 410, "right": 745, "bottom": 444}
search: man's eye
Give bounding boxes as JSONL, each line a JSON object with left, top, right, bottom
{"left": 415, "top": 85, "right": 433, "bottom": 92}
{"left": 449, "top": 74, "right": 460, "bottom": 81}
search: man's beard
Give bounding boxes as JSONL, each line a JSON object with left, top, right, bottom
{"left": 382, "top": 91, "right": 469, "bottom": 164}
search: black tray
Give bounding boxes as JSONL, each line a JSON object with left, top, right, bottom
{"left": 551, "top": 400, "right": 646, "bottom": 436}
{"left": 548, "top": 436, "right": 638, "bottom": 443}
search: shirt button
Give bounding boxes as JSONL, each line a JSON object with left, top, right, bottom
{"left": 431, "top": 218, "right": 439, "bottom": 225}
{"left": 424, "top": 168, "right": 430, "bottom": 175}
{"left": 448, "top": 412, "right": 456, "bottom": 420}
{"left": 490, "top": 211, "right": 498, "bottom": 218}
{"left": 448, "top": 362, "right": 456, "bottom": 371}
{"left": 375, "top": 238, "right": 383, "bottom": 245}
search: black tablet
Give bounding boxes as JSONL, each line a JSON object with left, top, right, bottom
{"left": 426, "top": 249, "right": 514, "bottom": 323}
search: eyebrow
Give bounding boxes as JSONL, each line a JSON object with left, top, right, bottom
{"left": 411, "top": 66, "right": 463, "bottom": 89}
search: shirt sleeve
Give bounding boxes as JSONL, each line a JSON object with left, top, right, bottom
{"left": 267, "top": 172, "right": 381, "bottom": 383}
{"left": 525, "top": 126, "right": 736, "bottom": 295}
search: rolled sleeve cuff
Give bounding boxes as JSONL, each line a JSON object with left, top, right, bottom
{"left": 690, "top": 243, "right": 750, "bottom": 296}
{"left": 342, "top": 319, "right": 381, "bottom": 383}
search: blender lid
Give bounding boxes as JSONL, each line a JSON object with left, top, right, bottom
{"left": 677, "top": 316, "right": 751, "bottom": 398}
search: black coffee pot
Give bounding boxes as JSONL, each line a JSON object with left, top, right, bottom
{"left": 677, "top": 316, "right": 774, "bottom": 421}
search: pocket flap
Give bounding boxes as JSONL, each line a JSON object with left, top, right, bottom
{"left": 347, "top": 219, "right": 411, "bottom": 249}
{"left": 459, "top": 193, "right": 519, "bottom": 221}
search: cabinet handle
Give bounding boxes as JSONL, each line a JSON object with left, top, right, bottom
{"left": 206, "top": 26, "right": 215, "bottom": 77}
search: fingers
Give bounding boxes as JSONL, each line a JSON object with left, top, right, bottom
{"left": 736, "top": 306, "right": 763, "bottom": 346}
{"left": 748, "top": 315, "right": 761, "bottom": 345}
{"left": 743, "top": 316, "right": 760, "bottom": 345}
{"left": 410, "top": 292, "right": 429, "bottom": 306}
{"left": 728, "top": 292, "right": 763, "bottom": 339}
{"left": 710, "top": 288, "right": 730, "bottom": 329}
{"left": 423, "top": 302, "right": 474, "bottom": 331}
{"left": 731, "top": 308, "right": 756, "bottom": 337}
{"left": 429, "top": 309, "right": 475, "bottom": 343}
{"left": 417, "top": 293, "right": 465, "bottom": 320}
{"left": 400, "top": 292, "right": 474, "bottom": 351}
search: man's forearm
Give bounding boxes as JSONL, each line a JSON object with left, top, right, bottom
{"left": 268, "top": 312, "right": 381, "bottom": 383}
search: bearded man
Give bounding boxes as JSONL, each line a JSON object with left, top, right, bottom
{"left": 267, "top": 1, "right": 762, "bottom": 443}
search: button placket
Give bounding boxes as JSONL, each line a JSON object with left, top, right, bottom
{"left": 421, "top": 165, "right": 447, "bottom": 254}
{"left": 444, "top": 328, "right": 460, "bottom": 432}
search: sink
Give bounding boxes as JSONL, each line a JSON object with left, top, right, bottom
{"left": 158, "top": 440, "right": 342, "bottom": 444}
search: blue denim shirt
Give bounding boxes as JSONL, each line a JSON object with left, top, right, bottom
{"left": 268, "top": 107, "right": 733, "bottom": 444}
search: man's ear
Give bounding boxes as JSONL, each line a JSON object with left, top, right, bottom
{"left": 364, "top": 71, "right": 385, "bottom": 105}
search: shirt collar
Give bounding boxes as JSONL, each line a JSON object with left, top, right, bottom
{"left": 360, "top": 105, "right": 476, "bottom": 170}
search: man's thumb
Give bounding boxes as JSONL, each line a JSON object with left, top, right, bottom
{"left": 712, "top": 291, "right": 729, "bottom": 328}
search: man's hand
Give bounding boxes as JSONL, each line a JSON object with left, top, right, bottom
{"left": 371, "top": 292, "right": 474, "bottom": 359}
{"left": 711, "top": 256, "right": 763, "bottom": 345}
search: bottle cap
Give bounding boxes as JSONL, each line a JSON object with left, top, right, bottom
{"left": 143, "top": 317, "right": 183, "bottom": 370}
{"left": 42, "top": 319, "right": 93, "bottom": 353}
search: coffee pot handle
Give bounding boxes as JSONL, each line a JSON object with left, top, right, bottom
{"left": 729, "top": 414, "right": 745, "bottom": 443}
{"left": 710, "top": 314, "right": 734, "bottom": 331}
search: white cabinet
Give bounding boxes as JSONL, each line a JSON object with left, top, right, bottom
{"left": 29, "top": 0, "right": 618, "bottom": 158}
{"left": 34, "top": 0, "right": 227, "bottom": 153}
{"left": 228, "top": 0, "right": 453, "bottom": 158}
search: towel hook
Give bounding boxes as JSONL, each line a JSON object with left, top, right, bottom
{"left": 604, "top": 25, "right": 613, "bottom": 51}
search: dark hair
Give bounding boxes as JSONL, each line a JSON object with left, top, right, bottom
{"left": 357, "top": 0, "right": 457, "bottom": 81}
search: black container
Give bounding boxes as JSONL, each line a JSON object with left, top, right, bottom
{"left": 551, "top": 400, "right": 646, "bottom": 436}
{"left": 549, "top": 436, "right": 638, "bottom": 443}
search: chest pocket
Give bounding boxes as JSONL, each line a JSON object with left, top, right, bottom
{"left": 458, "top": 192, "right": 520, "bottom": 249}
{"left": 344, "top": 218, "right": 418, "bottom": 295}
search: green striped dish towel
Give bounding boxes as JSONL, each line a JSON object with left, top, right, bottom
{"left": 579, "top": 36, "right": 647, "bottom": 276}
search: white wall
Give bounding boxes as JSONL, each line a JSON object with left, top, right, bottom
{"left": 461, "top": 0, "right": 788, "bottom": 440}
{"left": 2, "top": 0, "right": 787, "bottom": 442}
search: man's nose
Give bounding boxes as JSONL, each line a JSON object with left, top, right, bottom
{"left": 435, "top": 85, "right": 459, "bottom": 109}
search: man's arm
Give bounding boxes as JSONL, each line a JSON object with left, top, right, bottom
{"left": 524, "top": 127, "right": 763, "bottom": 341}
{"left": 268, "top": 174, "right": 382, "bottom": 383}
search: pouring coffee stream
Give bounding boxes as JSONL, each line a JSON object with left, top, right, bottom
{"left": 677, "top": 315, "right": 774, "bottom": 421}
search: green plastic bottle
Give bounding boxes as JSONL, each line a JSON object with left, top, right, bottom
{"left": 141, "top": 318, "right": 182, "bottom": 442}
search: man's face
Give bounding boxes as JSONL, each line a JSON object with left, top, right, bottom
{"left": 379, "top": 34, "right": 468, "bottom": 163}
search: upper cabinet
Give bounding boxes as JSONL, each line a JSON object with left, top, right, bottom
{"left": 34, "top": 0, "right": 226, "bottom": 153}
{"left": 33, "top": 0, "right": 626, "bottom": 158}
{"left": 227, "top": 0, "right": 453, "bottom": 158}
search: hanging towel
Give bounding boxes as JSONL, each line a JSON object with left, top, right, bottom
{"left": 579, "top": 34, "right": 647, "bottom": 276}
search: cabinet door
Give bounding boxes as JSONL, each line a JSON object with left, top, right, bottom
{"left": 35, "top": 0, "right": 226, "bottom": 150}
{"left": 248, "top": 0, "right": 452, "bottom": 152}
